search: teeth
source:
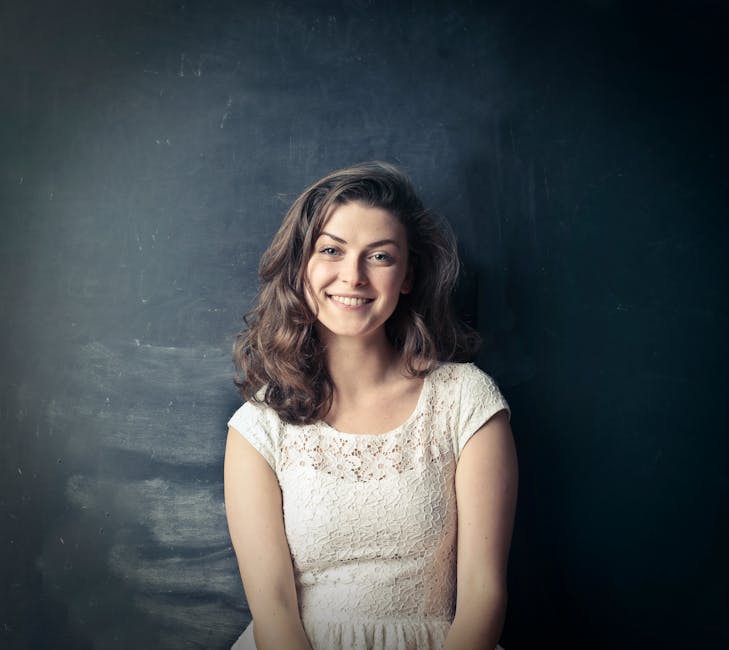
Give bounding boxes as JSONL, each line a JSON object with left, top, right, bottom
{"left": 330, "top": 295, "right": 371, "bottom": 306}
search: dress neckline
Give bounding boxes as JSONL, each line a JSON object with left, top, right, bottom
{"left": 316, "top": 365, "right": 438, "bottom": 438}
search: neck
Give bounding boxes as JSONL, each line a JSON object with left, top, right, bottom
{"left": 319, "top": 329, "right": 402, "bottom": 397}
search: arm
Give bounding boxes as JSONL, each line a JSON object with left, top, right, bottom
{"left": 224, "top": 426, "right": 312, "bottom": 650}
{"left": 444, "top": 410, "right": 518, "bottom": 650}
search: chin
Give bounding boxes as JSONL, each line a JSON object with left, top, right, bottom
{"left": 317, "top": 322, "right": 386, "bottom": 342}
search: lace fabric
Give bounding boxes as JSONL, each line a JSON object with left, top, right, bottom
{"left": 228, "top": 362, "right": 510, "bottom": 650}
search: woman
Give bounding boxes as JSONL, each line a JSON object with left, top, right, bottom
{"left": 224, "top": 162, "right": 518, "bottom": 650}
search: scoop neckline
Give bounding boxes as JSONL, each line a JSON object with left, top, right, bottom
{"left": 317, "top": 365, "right": 439, "bottom": 438}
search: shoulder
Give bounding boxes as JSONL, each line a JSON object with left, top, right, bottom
{"left": 426, "top": 361, "right": 509, "bottom": 417}
{"left": 228, "top": 397, "right": 279, "bottom": 431}
{"left": 430, "top": 361, "right": 501, "bottom": 392}
{"left": 227, "top": 398, "right": 287, "bottom": 471}
{"left": 430, "top": 363, "right": 511, "bottom": 457}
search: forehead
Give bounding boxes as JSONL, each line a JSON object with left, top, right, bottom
{"left": 317, "top": 202, "right": 407, "bottom": 244}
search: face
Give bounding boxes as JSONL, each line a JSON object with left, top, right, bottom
{"left": 305, "top": 202, "right": 411, "bottom": 343}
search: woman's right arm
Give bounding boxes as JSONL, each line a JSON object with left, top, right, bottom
{"left": 224, "top": 426, "right": 312, "bottom": 650}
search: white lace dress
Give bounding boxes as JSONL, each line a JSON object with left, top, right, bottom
{"left": 228, "top": 362, "right": 510, "bottom": 650}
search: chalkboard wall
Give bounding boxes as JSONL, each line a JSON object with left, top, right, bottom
{"left": 2, "top": 1, "right": 727, "bottom": 648}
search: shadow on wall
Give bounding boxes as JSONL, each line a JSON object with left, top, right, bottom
{"left": 30, "top": 341, "right": 246, "bottom": 648}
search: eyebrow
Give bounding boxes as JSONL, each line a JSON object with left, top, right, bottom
{"left": 319, "top": 231, "right": 401, "bottom": 249}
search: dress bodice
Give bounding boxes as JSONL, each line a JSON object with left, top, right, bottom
{"left": 228, "top": 362, "right": 510, "bottom": 650}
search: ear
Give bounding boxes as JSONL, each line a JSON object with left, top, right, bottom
{"left": 400, "top": 267, "right": 414, "bottom": 295}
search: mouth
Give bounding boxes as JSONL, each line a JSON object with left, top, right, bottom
{"left": 327, "top": 294, "right": 374, "bottom": 307}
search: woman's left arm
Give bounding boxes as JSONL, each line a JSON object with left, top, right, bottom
{"left": 445, "top": 409, "right": 518, "bottom": 650}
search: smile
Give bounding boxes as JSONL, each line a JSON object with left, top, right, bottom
{"left": 328, "top": 295, "right": 373, "bottom": 306}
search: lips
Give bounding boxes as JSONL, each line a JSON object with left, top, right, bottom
{"left": 328, "top": 294, "right": 373, "bottom": 306}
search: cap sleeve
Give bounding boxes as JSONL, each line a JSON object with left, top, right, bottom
{"left": 227, "top": 401, "right": 280, "bottom": 472}
{"left": 455, "top": 364, "right": 511, "bottom": 459}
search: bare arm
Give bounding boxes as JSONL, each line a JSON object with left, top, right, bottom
{"left": 224, "top": 426, "right": 312, "bottom": 650}
{"left": 444, "top": 410, "right": 518, "bottom": 650}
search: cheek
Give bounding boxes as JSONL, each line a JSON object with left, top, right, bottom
{"left": 303, "top": 259, "right": 317, "bottom": 309}
{"left": 305, "top": 259, "right": 324, "bottom": 291}
{"left": 304, "top": 260, "right": 335, "bottom": 312}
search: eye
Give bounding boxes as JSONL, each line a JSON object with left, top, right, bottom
{"left": 319, "top": 246, "right": 340, "bottom": 256}
{"left": 369, "top": 252, "right": 393, "bottom": 263}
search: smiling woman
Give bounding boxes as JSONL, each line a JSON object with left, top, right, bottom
{"left": 225, "top": 162, "right": 518, "bottom": 650}
{"left": 305, "top": 203, "right": 411, "bottom": 342}
{"left": 233, "top": 162, "right": 479, "bottom": 425}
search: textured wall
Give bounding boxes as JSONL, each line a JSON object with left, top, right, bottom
{"left": 1, "top": 1, "right": 727, "bottom": 648}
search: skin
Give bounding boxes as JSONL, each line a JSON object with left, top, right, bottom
{"left": 224, "top": 201, "right": 518, "bottom": 649}
{"left": 305, "top": 202, "right": 412, "bottom": 345}
{"left": 446, "top": 409, "right": 518, "bottom": 650}
{"left": 304, "top": 202, "right": 419, "bottom": 434}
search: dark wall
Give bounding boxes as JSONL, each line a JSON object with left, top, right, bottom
{"left": 1, "top": 1, "right": 727, "bottom": 648}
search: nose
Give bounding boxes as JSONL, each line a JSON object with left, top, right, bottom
{"left": 339, "top": 254, "right": 367, "bottom": 287}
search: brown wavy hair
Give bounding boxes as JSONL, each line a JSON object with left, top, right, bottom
{"left": 233, "top": 161, "right": 480, "bottom": 424}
